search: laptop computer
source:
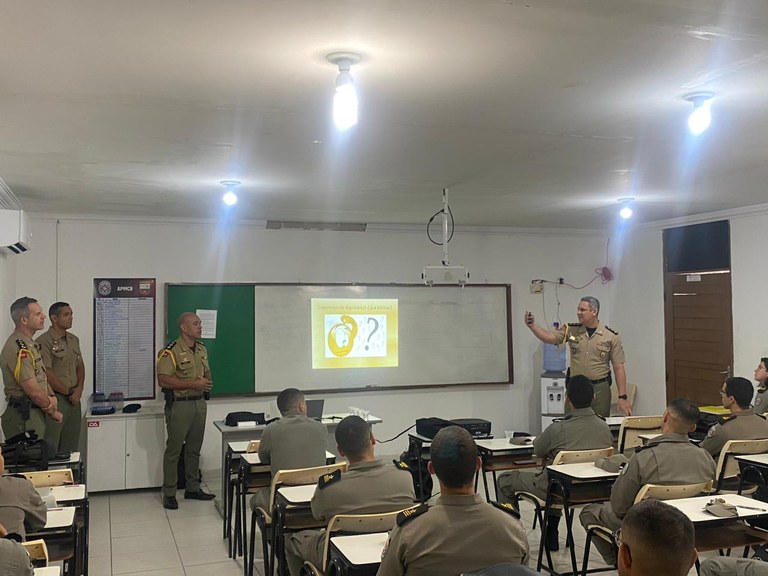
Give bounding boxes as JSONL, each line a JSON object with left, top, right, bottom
{"left": 306, "top": 399, "right": 324, "bottom": 421}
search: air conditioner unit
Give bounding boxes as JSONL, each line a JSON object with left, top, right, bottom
{"left": 0, "top": 210, "right": 31, "bottom": 254}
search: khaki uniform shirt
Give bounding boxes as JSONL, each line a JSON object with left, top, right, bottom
{"left": 610, "top": 433, "right": 716, "bottom": 517}
{"left": 36, "top": 328, "right": 82, "bottom": 392}
{"left": 376, "top": 494, "right": 529, "bottom": 576}
{"left": 700, "top": 410, "right": 768, "bottom": 456}
{"left": 311, "top": 459, "right": 416, "bottom": 521}
{"left": 258, "top": 409, "right": 328, "bottom": 477}
{"left": 1, "top": 331, "right": 48, "bottom": 399}
{"left": 528, "top": 407, "right": 614, "bottom": 491}
{"left": 156, "top": 338, "right": 210, "bottom": 398}
{"left": 0, "top": 538, "right": 34, "bottom": 576}
{"left": 0, "top": 475, "right": 47, "bottom": 539}
{"left": 754, "top": 389, "right": 768, "bottom": 415}
{"left": 552, "top": 321, "right": 625, "bottom": 380}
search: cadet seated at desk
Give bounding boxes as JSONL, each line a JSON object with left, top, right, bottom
{"left": 0, "top": 523, "right": 34, "bottom": 576}
{"left": 284, "top": 415, "right": 416, "bottom": 576}
{"left": 617, "top": 500, "right": 696, "bottom": 576}
{"left": 497, "top": 374, "right": 613, "bottom": 551}
{"left": 579, "top": 398, "right": 715, "bottom": 565}
{"left": 377, "top": 426, "right": 529, "bottom": 576}
{"left": 700, "top": 377, "right": 768, "bottom": 456}
{"left": 251, "top": 388, "right": 328, "bottom": 511}
{"left": 0, "top": 452, "right": 47, "bottom": 540}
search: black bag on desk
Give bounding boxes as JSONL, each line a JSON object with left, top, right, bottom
{"left": 1, "top": 431, "right": 50, "bottom": 471}
{"left": 690, "top": 412, "right": 725, "bottom": 442}
{"left": 399, "top": 447, "right": 433, "bottom": 502}
{"left": 224, "top": 411, "right": 265, "bottom": 427}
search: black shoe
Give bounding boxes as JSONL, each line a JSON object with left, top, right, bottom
{"left": 545, "top": 516, "right": 560, "bottom": 552}
{"left": 184, "top": 489, "right": 215, "bottom": 501}
{"left": 162, "top": 496, "right": 178, "bottom": 510}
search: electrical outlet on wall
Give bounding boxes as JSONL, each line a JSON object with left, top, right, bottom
{"left": 530, "top": 281, "right": 544, "bottom": 294}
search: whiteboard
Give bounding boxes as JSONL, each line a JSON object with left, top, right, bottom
{"left": 253, "top": 284, "right": 512, "bottom": 393}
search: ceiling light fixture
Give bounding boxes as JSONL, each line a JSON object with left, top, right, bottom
{"left": 618, "top": 198, "right": 634, "bottom": 219}
{"left": 327, "top": 52, "right": 361, "bottom": 131}
{"left": 220, "top": 180, "right": 241, "bottom": 206}
{"left": 684, "top": 91, "right": 714, "bottom": 136}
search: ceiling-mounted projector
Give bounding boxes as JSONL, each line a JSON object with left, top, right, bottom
{"left": 422, "top": 265, "right": 469, "bottom": 286}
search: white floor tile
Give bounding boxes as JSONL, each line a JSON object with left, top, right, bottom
{"left": 110, "top": 505, "right": 169, "bottom": 525}
{"left": 111, "top": 519, "right": 173, "bottom": 539}
{"left": 111, "top": 547, "right": 182, "bottom": 575}
{"left": 185, "top": 560, "right": 247, "bottom": 576}
{"left": 88, "top": 554, "right": 113, "bottom": 576}
{"left": 178, "top": 540, "right": 230, "bottom": 566}
{"left": 111, "top": 531, "right": 176, "bottom": 555}
{"left": 110, "top": 490, "right": 164, "bottom": 511}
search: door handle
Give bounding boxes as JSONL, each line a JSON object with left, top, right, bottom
{"left": 719, "top": 366, "right": 732, "bottom": 377}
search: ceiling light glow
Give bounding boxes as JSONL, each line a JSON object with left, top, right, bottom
{"left": 618, "top": 197, "right": 634, "bottom": 220}
{"left": 220, "top": 180, "right": 241, "bottom": 207}
{"left": 327, "top": 52, "right": 361, "bottom": 131}
{"left": 684, "top": 92, "right": 714, "bottom": 136}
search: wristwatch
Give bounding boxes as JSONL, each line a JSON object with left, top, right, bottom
{"left": 618, "top": 394, "right": 628, "bottom": 400}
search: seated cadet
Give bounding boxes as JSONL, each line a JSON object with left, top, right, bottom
{"left": 250, "top": 388, "right": 328, "bottom": 511}
{"left": 700, "top": 376, "right": 768, "bottom": 456}
{"left": 700, "top": 556, "right": 768, "bottom": 576}
{"left": 497, "top": 374, "right": 613, "bottom": 551}
{"left": 376, "top": 426, "right": 529, "bottom": 576}
{"left": 579, "top": 397, "right": 716, "bottom": 565}
{"left": 0, "top": 523, "right": 34, "bottom": 576}
{"left": 0, "top": 452, "right": 47, "bottom": 540}
{"left": 617, "top": 500, "right": 696, "bottom": 576}
{"left": 284, "top": 415, "right": 417, "bottom": 576}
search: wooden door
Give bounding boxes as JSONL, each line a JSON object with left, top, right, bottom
{"left": 664, "top": 270, "right": 733, "bottom": 406}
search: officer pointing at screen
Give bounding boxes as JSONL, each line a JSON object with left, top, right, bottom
{"left": 525, "top": 296, "right": 630, "bottom": 417}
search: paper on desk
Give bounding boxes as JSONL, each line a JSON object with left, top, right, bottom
{"left": 236, "top": 421, "right": 258, "bottom": 428}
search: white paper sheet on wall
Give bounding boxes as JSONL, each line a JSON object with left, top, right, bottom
{"left": 196, "top": 309, "right": 218, "bottom": 339}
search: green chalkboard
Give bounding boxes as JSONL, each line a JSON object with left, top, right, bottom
{"left": 165, "top": 284, "right": 255, "bottom": 397}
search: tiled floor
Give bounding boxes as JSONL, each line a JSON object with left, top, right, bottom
{"left": 84, "top": 474, "right": 727, "bottom": 576}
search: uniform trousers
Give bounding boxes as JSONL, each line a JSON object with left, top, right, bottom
{"left": 163, "top": 399, "right": 206, "bottom": 497}
{"left": 497, "top": 470, "right": 562, "bottom": 518}
{"left": 1, "top": 404, "right": 47, "bottom": 442}
{"left": 44, "top": 392, "right": 81, "bottom": 452}
{"left": 579, "top": 502, "right": 620, "bottom": 565}
{"left": 700, "top": 557, "right": 768, "bottom": 576}
{"left": 285, "top": 529, "right": 324, "bottom": 576}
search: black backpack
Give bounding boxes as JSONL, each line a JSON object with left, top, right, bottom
{"left": 399, "top": 445, "right": 433, "bottom": 502}
{"left": 1, "top": 431, "right": 50, "bottom": 471}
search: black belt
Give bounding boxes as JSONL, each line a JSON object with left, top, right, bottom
{"left": 7, "top": 397, "right": 42, "bottom": 410}
{"left": 174, "top": 395, "right": 203, "bottom": 402}
{"left": 590, "top": 377, "right": 610, "bottom": 385}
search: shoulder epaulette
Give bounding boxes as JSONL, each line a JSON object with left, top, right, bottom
{"left": 557, "top": 414, "right": 572, "bottom": 421}
{"left": 758, "top": 413, "right": 767, "bottom": 420}
{"left": 605, "top": 326, "right": 619, "bottom": 335}
{"left": 491, "top": 501, "right": 521, "bottom": 519}
{"left": 16, "top": 339, "right": 28, "bottom": 350}
{"left": 317, "top": 468, "right": 342, "bottom": 489}
{"left": 8, "top": 473, "right": 27, "bottom": 479}
{"left": 567, "top": 322, "right": 582, "bottom": 327}
{"left": 396, "top": 504, "right": 428, "bottom": 526}
{"left": 196, "top": 340, "right": 207, "bottom": 347}
{"left": 596, "top": 414, "right": 606, "bottom": 421}
{"left": 164, "top": 341, "right": 177, "bottom": 350}
{"left": 394, "top": 460, "right": 411, "bottom": 472}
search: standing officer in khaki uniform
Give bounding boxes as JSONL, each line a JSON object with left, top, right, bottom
{"left": 497, "top": 375, "right": 613, "bottom": 551}
{"left": 285, "top": 415, "right": 416, "bottom": 576}
{"left": 701, "top": 376, "right": 768, "bottom": 456}
{"left": 1, "top": 297, "right": 63, "bottom": 441}
{"left": 377, "top": 427, "right": 529, "bottom": 576}
{"left": 525, "top": 296, "right": 630, "bottom": 417}
{"left": 580, "top": 398, "right": 716, "bottom": 565}
{"left": 36, "top": 302, "right": 84, "bottom": 452}
{"left": 157, "top": 312, "right": 215, "bottom": 510}
{"left": 251, "top": 388, "right": 328, "bottom": 511}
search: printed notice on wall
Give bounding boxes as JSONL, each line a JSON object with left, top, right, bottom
{"left": 93, "top": 278, "right": 156, "bottom": 399}
{"left": 196, "top": 309, "right": 218, "bottom": 339}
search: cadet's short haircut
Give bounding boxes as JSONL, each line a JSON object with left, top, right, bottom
{"left": 49, "top": 302, "right": 70, "bottom": 317}
{"left": 10, "top": 297, "right": 38, "bottom": 325}
{"left": 335, "top": 415, "right": 371, "bottom": 457}
{"left": 430, "top": 426, "right": 478, "bottom": 489}
{"left": 580, "top": 296, "right": 600, "bottom": 313}
{"left": 622, "top": 500, "right": 694, "bottom": 576}
{"left": 725, "top": 377, "right": 754, "bottom": 409}
{"left": 177, "top": 312, "right": 197, "bottom": 329}
{"left": 667, "top": 398, "right": 700, "bottom": 427}
{"left": 277, "top": 388, "right": 304, "bottom": 414}
{"left": 566, "top": 375, "right": 594, "bottom": 409}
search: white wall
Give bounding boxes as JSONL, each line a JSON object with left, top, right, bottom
{"left": 14, "top": 216, "right": 617, "bottom": 470}
{"left": 0, "top": 252, "right": 19, "bottom": 417}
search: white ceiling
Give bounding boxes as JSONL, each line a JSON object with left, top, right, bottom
{"left": 2, "top": 0, "right": 768, "bottom": 229}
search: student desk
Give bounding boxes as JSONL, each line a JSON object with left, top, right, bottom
{"left": 215, "top": 413, "right": 382, "bottom": 513}
{"left": 475, "top": 438, "right": 537, "bottom": 501}
{"left": 29, "top": 507, "right": 78, "bottom": 576}
{"left": 538, "top": 463, "right": 619, "bottom": 576}
{"left": 327, "top": 532, "right": 388, "bottom": 576}
{"left": 664, "top": 494, "right": 768, "bottom": 564}
{"left": 605, "top": 417, "right": 624, "bottom": 444}
{"left": 34, "top": 568, "right": 61, "bottom": 576}
{"left": 35, "top": 484, "right": 89, "bottom": 575}
{"left": 735, "top": 453, "right": 768, "bottom": 493}
{"left": 5, "top": 452, "right": 84, "bottom": 484}
{"left": 273, "top": 484, "right": 323, "bottom": 576}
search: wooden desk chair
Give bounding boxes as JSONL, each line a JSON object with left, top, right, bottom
{"left": 22, "top": 539, "right": 49, "bottom": 567}
{"left": 249, "top": 463, "right": 348, "bottom": 576}
{"left": 712, "top": 439, "right": 768, "bottom": 494}
{"left": 616, "top": 416, "right": 663, "bottom": 454}
{"left": 513, "top": 447, "right": 614, "bottom": 532}
{"left": 22, "top": 469, "right": 74, "bottom": 487}
{"left": 581, "top": 480, "right": 713, "bottom": 576}
{"left": 301, "top": 509, "right": 407, "bottom": 576}
{"left": 247, "top": 441, "right": 261, "bottom": 453}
